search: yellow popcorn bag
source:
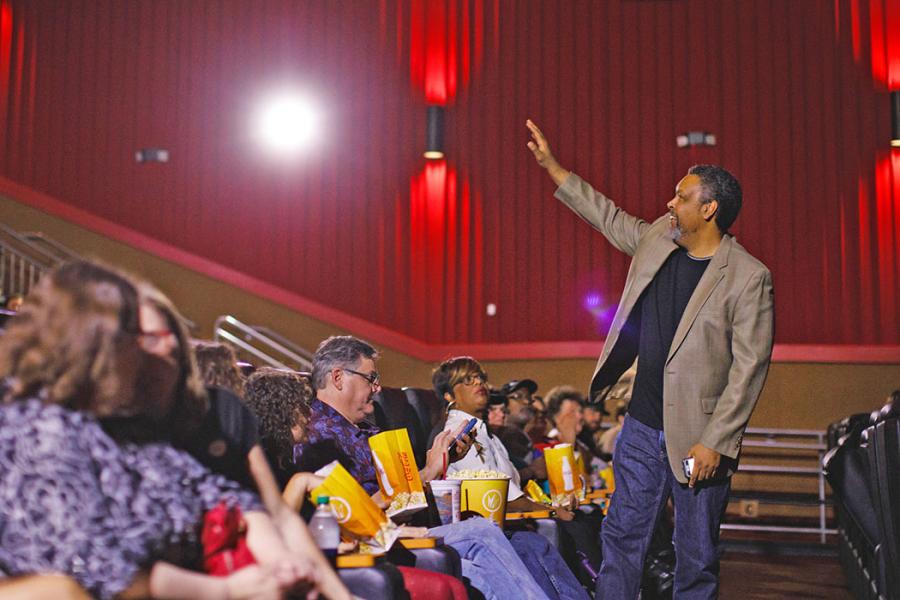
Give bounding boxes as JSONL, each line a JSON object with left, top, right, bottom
{"left": 543, "top": 443, "right": 578, "bottom": 505}
{"left": 526, "top": 479, "right": 552, "bottom": 505}
{"left": 368, "top": 428, "right": 428, "bottom": 519}
{"left": 310, "top": 461, "right": 400, "bottom": 553}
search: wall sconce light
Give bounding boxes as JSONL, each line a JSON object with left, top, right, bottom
{"left": 424, "top": 105, "right": 445, "bottom": 159}
{"left": 891, "top": 91, "right": 900, "bottom": 148}
{"left": 135, "top": 148, "right": 170, "bottom": 163}
{"left": 676, "top": 131, "right": 716, "bottom": 148}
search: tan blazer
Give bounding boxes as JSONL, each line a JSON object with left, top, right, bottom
{"left": 556, "top": 174, "right": 775, "bottom": 484}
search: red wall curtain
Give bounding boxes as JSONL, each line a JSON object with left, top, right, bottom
{"left": 1, "top": 0, "right": 897, "bottom": 347}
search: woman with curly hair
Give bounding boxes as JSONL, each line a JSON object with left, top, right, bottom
{"left": 137, "top": 286, "right": 353, "bottom": 600}
{"left": 0, "top": 260, "right": 299, "bottom": 599}
{"left": 193, "top": 340, "right": 246, "bottom": 397}
{"left": 243, "top": 367, "right": 472, "bottom": 600}
{"left": 244, "top": 368, "right": 312, "bottom": 480}
{"left": 243, "top": 367, "right": 326, "bottom": 510}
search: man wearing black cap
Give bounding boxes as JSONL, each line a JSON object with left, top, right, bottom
{"left": 502, "top": 378, "right": 538, "bottom": 430}
{"left": 488, "top": 387, "right": 537, "bottom": 472}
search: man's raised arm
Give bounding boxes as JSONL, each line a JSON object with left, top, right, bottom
{"left": 526, "top": 119, "right": 649, "bottom": 257}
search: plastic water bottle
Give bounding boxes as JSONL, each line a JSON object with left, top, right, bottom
{"left": 309, "top": 495, "right": 340, "bottom": 565}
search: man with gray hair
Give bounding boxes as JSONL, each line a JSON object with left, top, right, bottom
{"left": 293, "top": 335, "right": 590, "bottom": 600}
{"left": 294, "top": 335, "right": 383, "bottom": 492}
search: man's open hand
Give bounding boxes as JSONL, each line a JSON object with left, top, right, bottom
{"left": 526, "top": 119, "right": 570, "bottom": 186}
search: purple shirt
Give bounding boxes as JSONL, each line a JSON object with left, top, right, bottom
{"left": 0, "top": 399, "right": 262, "bottom": 600}
{"left": 292, "top": 398, "right": 380, "bottom": 494}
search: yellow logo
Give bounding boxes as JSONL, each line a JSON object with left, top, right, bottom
{"left": 330, "top": 497, "right": 352, "bottom": 524}
{"left": 482, "top": 489, "right": 503, "bottom": 515}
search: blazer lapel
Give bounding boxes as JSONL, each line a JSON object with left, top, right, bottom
{"left": 666, "top": 236, "right": 732, "bottom": 365}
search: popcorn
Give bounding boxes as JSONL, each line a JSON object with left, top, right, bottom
{"left": 448, "top": 469, "right": 510, "bottom": 480}
{"left": 386, "top": 491, "right": 427, "bottom": 515}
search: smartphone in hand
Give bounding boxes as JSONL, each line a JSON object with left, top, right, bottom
{"left": 452, "top": 418, "right": 478, "bottom": 446}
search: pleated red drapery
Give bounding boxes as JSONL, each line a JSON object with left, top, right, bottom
{"left": 0, "top": 0, "right": 898, "bottom": 350}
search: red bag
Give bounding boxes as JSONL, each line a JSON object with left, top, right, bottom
{"left": 201, "top": 502, "right": 257, "bottom": 576}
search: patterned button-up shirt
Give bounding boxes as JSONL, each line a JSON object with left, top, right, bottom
{"left": 292, "top": 398, "right": 380, "bottom": 494}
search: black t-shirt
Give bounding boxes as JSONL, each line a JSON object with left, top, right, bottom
{"left": 183, "top": 386, "right": 261, "bottom": 491}
{"left": 628, "top": 248, "right": 711, "bottom": 430}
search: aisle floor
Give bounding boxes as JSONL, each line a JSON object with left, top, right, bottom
{"left": 719, "top": 552, "right": 853, "bottom": 599}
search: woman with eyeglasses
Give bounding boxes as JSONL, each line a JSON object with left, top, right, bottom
{"left": 0, "top": 261, "right": 299, "bottom": 599}
{"left": 432, "top": 357, "right": 591, "bottom": 600}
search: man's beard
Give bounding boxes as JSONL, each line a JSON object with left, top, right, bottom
{"left": 666, "top": 213, "right": 683, "bottom": 242}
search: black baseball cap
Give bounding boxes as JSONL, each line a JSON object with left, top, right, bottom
{"left": 501, "top": 379, "right": 538, "bottom": 395}
{"left": 487, "top": 390, "right": 509, "bottom": 406}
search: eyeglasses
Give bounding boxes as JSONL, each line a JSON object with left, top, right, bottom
{"left": 461, "top": 372, "right": 487, "bottom": 386}
{"left": 343, "top": 367, "right": 381, "bottom": 388}
{"left": 137, "top": 328, "right": 177, "bottom": 352}
{"left": 507, "top": 391, "right": 529, "bottom": 403}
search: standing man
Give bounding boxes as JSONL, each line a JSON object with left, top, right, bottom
{"left": 527, "top": 120, "right": 774, "bottom": 598}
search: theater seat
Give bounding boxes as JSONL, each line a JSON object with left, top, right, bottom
{"left": 824, "top": 423, "right": 890, "bottom": 599}
{"left": 402, "top": 387, "right": 445, "bottom": 436}
{"left": 866, "top": 418, "right": 900, "bottom": 600}
{"left": 400, "top": 538, "right": 463, "bottom": 578}
{"left": 338, "top": 557, "right": 408, "bottom": 600}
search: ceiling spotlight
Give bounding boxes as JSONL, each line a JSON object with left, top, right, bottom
{"left": 254, "top": 92, "right": 321, "bottom": 155}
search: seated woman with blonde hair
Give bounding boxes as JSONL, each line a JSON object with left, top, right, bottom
{"left": 0, "top": 261, "right": 314, "bottom": 600}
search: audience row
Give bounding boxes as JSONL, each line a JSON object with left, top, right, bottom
{"left": 0, "top": 260, "right": 621, "bottom": 599}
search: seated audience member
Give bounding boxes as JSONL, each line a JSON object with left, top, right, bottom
{"left": 544, "top": 386, "right": 586, "bottom": 444}
{"left": 439, "top": 362, "right": 566, "bottom": 516}
{"left": 599, "top": 404, "right": 627, "bottom": 457}
{"left": 486, "top": 388, "right": 539, "bottom": 473}
{"left": 0, "top": 261, "right": 302, "bottom": 599}
{"left": 437, "top": 359, "right": 603, "bottom": 590}
{"left": 193, "top": 340, "right": 247, "bottom": 397}
{"left": 486, "top": 389, "right": 509, "bottom": 428}
{"left": 137, "top": 286, "right": 352, "bottom": 600}
{"left": 578, "top": 402, "right": 607, "bottom": 458}
{"left": 243, "top": 367, "right": 468, "bottom": 600}
{"left": 294, "top": 335, "right": 584, "bottom": 600}
{"left": 4, "top": 293, "right": 24, "bottom": 312}
{"left": 502, "top": 378, "right": 538, "bottom": 435}
{"left": 528, "top": 396, "right": 550, "bottom": 443}
{"left": 543, "top": 385, "right": 600, "bottom": 473}
{"left": 244, "top": 367, "right": 317, "bottom": 490}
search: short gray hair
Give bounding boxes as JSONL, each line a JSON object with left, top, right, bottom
{"left": 311, "top": 335, "right": 379, "bottom": 389}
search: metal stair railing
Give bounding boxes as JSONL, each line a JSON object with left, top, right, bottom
{"left": 213, "top": 315, "right": 314, "bottom": 372}
{"left": 20, "top": 231, "right": 81, "bottom": 264}
{"left": 0, "top": 223, "right": 67, "bottom": 300}
{"left": 722, "top": 427, "right": 835, "bottom": 544}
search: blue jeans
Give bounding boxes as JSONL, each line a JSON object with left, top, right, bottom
{"left": 596, "top": 416, "right": 731, "bottom": 600}
{"left": 507, "top": 530, "right": 590, "bottom": 600}
{"left": 430, "top": 516, "right": 549, "bottom": 600}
